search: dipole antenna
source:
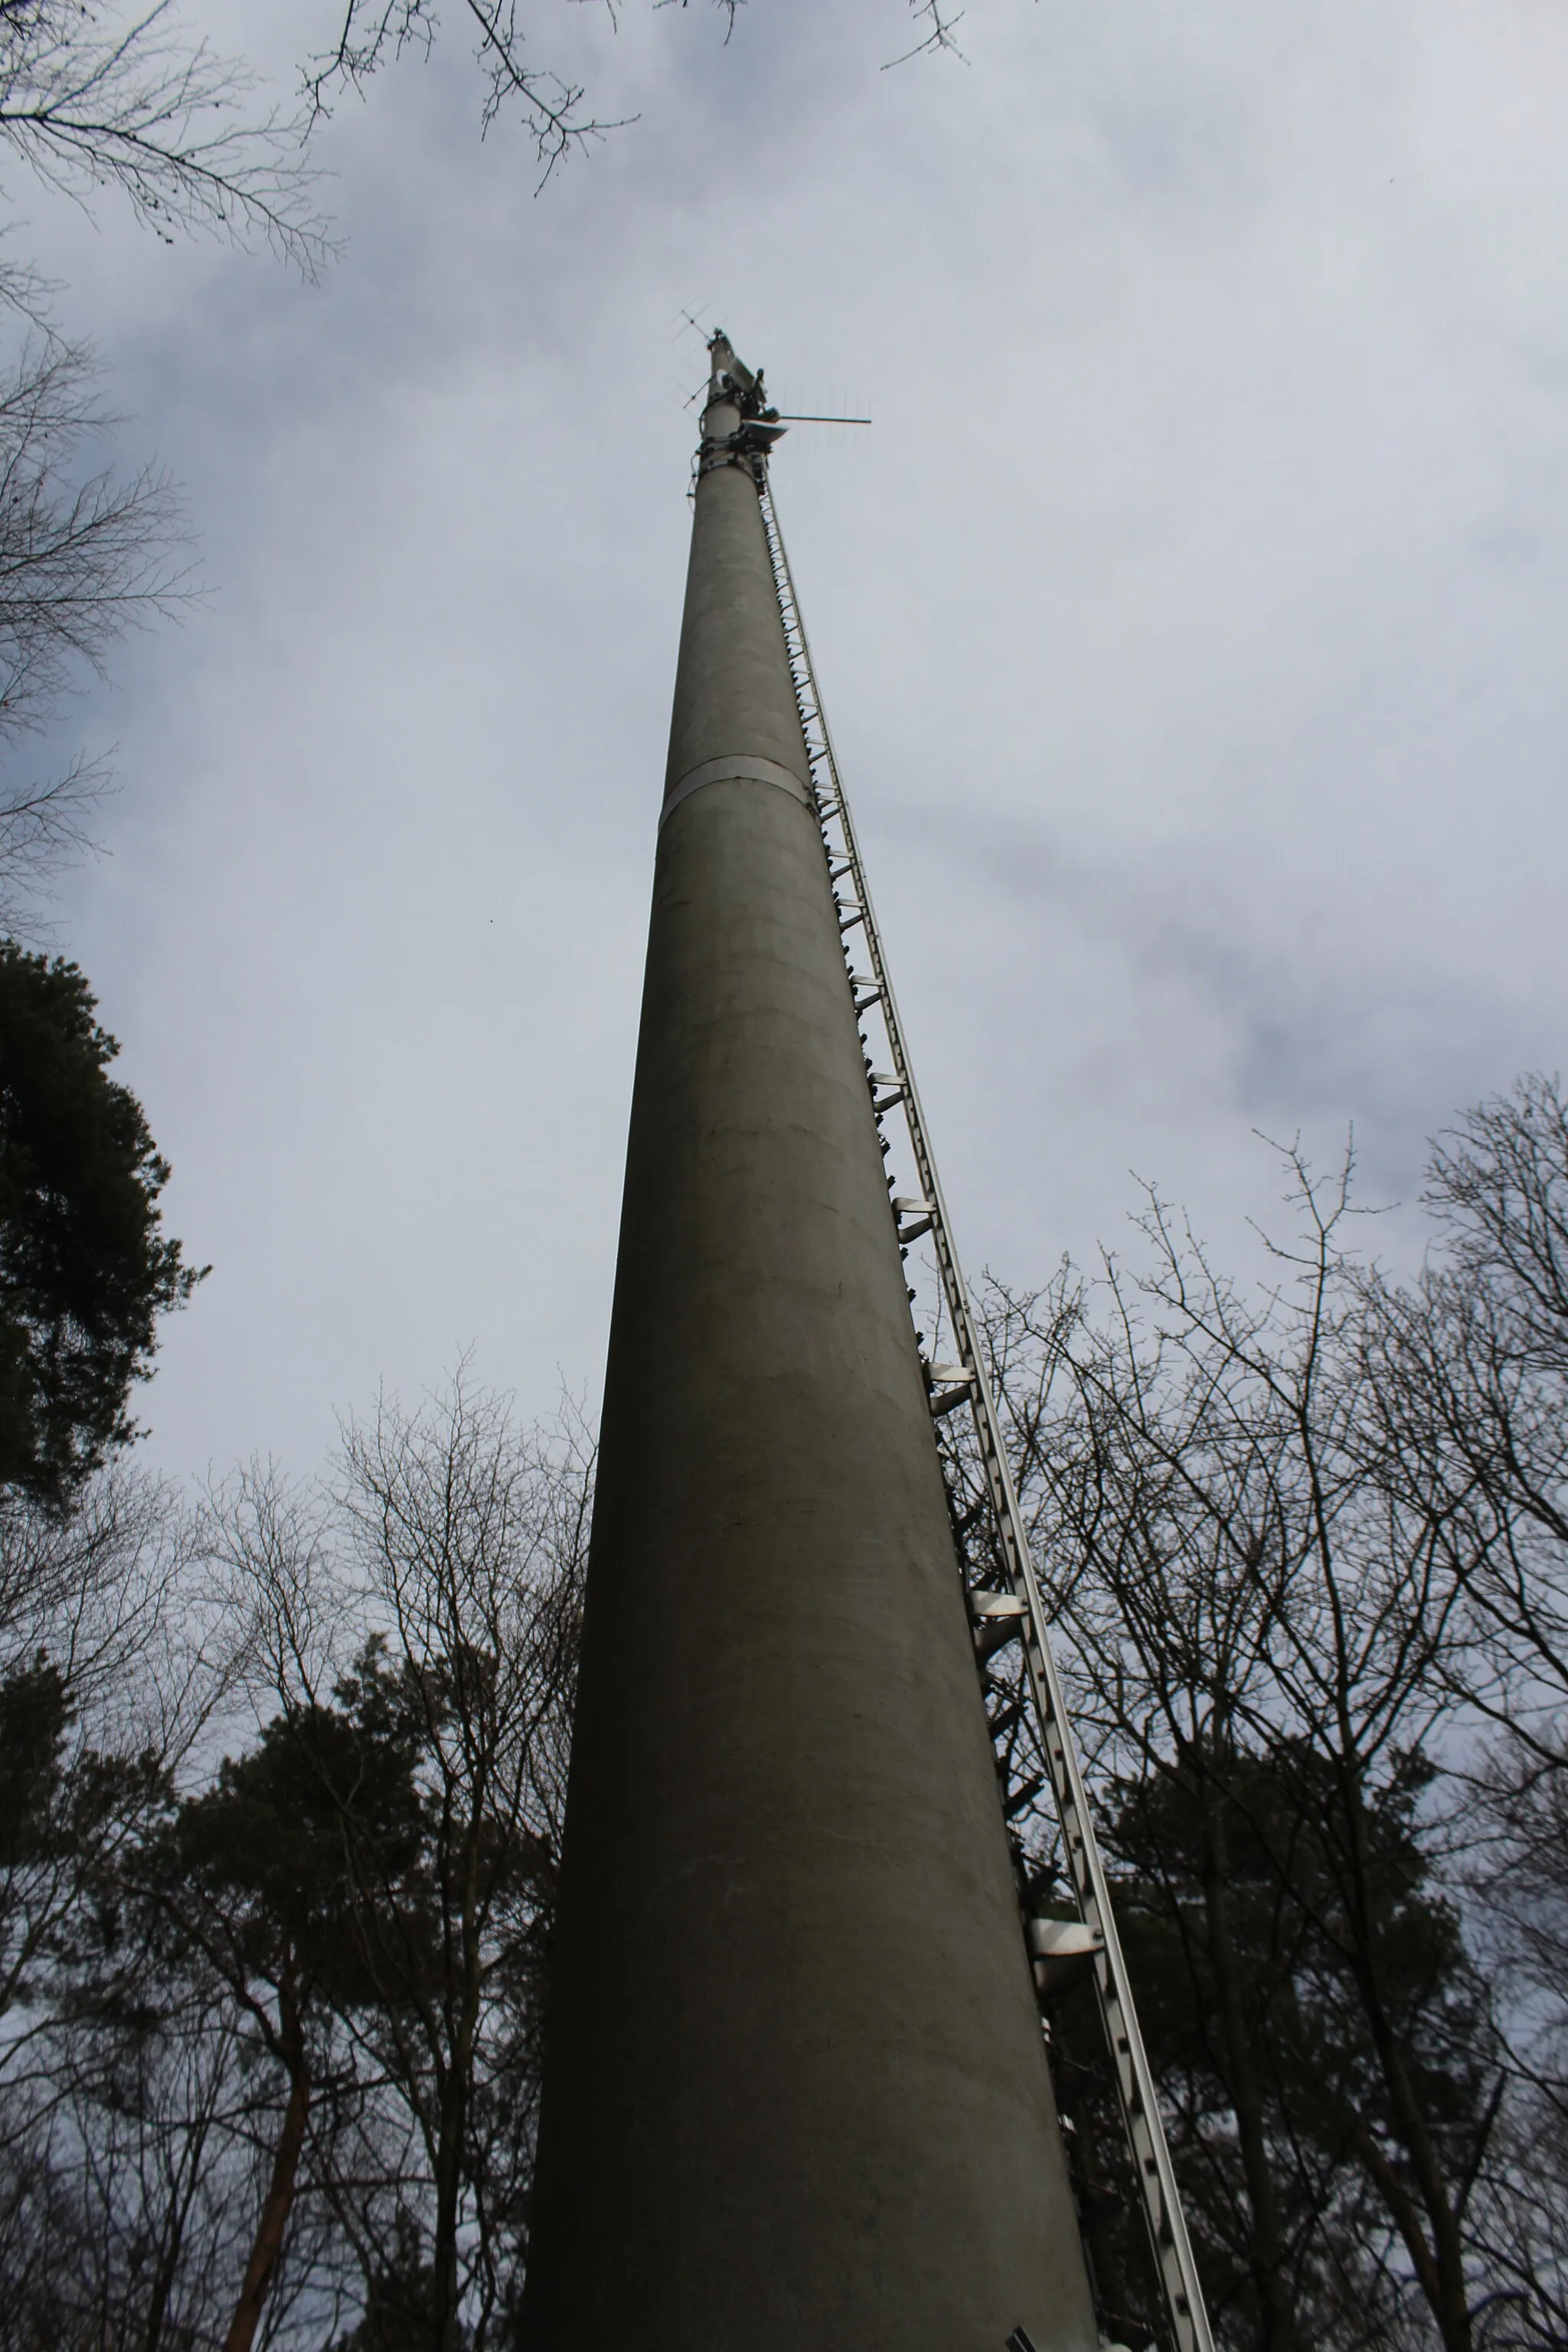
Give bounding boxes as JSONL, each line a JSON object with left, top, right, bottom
{"left": 683, "top": 323, "right": 872, "bottom": 427}
{"left": 753, "top": 449, "right": 1216, "bottom": 2352}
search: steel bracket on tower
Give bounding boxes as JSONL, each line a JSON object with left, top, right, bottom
{"left": 697, "top": 428, "right": 783, "bottom": 481}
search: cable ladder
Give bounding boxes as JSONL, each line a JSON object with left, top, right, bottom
{"left": 756, "top": 467, "right": 1214, "bottom": 2352}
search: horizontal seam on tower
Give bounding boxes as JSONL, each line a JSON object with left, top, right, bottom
{"left": 660, "top": 755, "right": 812, "bottom": 828}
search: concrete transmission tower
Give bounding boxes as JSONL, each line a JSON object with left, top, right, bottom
{"left": 520, "top": 336, "right": 1211, "bottom": 2352}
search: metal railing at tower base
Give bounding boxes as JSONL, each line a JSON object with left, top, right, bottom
{"left": 754, "top": 463, "right": 1216, "bottom": 2352}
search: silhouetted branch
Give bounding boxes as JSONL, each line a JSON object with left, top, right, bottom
{"left": 0, "top": 3, "right": 329, "bottom": 274}
{"left": 302, "top": 0, "right": 633, "bottom": 177}
{"left": 884, "top": 0, "right": 967, "bottom": 69}
{"left": 0, "top": 305, "right": 190, "bottom": 918}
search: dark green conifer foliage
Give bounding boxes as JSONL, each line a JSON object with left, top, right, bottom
{"left": 0, "top": 944, "right": 204, "bottom": 1503}
{"left": 1041, "top": 1738, "right": 1496, "bottom": 2348}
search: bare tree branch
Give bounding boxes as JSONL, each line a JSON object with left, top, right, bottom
{"left": 0, "top": 2, "right": 330, "bottom": 273}
{"left": 301, "top": 0, "right": 635, "bottom": 178}
{"left": 883, "top": 0, "right": 967, "bottom": 70}
{"left": 0, "top": 289, "right": 191, "bottom": 923}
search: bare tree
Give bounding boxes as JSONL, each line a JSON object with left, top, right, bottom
{"left": 0, "top": 2, "right": 334, "bottom": 920}
{"left": 204, "top": 1368, "right": 591, "bottom": 2352}
{"left": 0, "top": 1462, "right": 270, "bottom": 2352}
{"left": 1461, "top": 2088, "right": 1568, "bottom": 2351}
{"left": 1360, "top": 1076, "right": 1568, "bottom": 1744}
{"left": 301, "top": 0, "right": 623, "bottom": 177}
{"left": 0, "top": 0, "right": 963, "bottom": 917}
{"left": 0, "top": 3, "right": 326, "bottom": 269}
{"left": 0, "top": 1471, "right": 207, "bottom": 2083}
{"left": 1357, "top": 1077, "right": 1568, "bottom": 2331}
{"left": 0, "top": 1373, "right": 586, "bottom": 2352}
{"left": 0, "top": 298, "right": 188, "bottom": 925}
{"left": 955, "top": 1148, "right": 1501, "bottom": 2352}
{"left": 302, "top": 0, "right": 973, "bottom": 175}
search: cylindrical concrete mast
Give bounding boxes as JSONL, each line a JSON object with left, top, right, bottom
{"left": 521, "top": 340, "right": 1098, "bottom": 2352}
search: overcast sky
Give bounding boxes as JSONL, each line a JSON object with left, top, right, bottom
{"left": 18, "top": 0, "right": 1568, "bottom": 1481}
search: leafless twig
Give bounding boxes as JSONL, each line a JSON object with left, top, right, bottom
{"left": 0, "top": 3, "right": 330, "bottom": 273}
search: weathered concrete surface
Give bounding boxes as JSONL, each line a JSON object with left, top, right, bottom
{"left": 519, "top": 402, "right": 1097, "bottom": 2352}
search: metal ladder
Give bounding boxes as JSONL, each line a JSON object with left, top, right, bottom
{"left": 755, "top": 465, "right": 1214, "bottom": 2352}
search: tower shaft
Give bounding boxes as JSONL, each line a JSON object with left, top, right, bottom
{"left": 519, "top": 351, "right": 1098, "bottom": 2351}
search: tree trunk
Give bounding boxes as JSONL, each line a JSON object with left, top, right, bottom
{"left": 1335, "top": 1772, "right": 1474, "bottom": 2352}
{"left": 1199, "top": 1772, "right": 1298, "bottom": 2352}
{"left": 221, "top": 1990, "right": 310, "bottom": 2352}
{"left": 432, "top": 1828, "right": 486, "bottom": 2352}
{"left": 1354, "top": 1972, "right": 1475, "bottom": 2352}
{"left": 142, "top": 2078, "right": 220, "bottom": 2352}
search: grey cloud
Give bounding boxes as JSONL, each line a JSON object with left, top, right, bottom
{"left": 3, "top": 0, "right": 1561, "bottom": 1478}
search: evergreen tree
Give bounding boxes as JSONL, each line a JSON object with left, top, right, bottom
{"left": 0, "top": 946, "right": 203, "bottom": 1504}
{"left": 148, "top": 1673, "right": 429, "bottom": 2352}
{"left": 1093, "top": 1740, "right": 1495, "bottom": 2346}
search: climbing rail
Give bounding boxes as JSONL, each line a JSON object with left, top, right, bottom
{"left": 756, "top": 467, "right": 1215, "bottom": 2352}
